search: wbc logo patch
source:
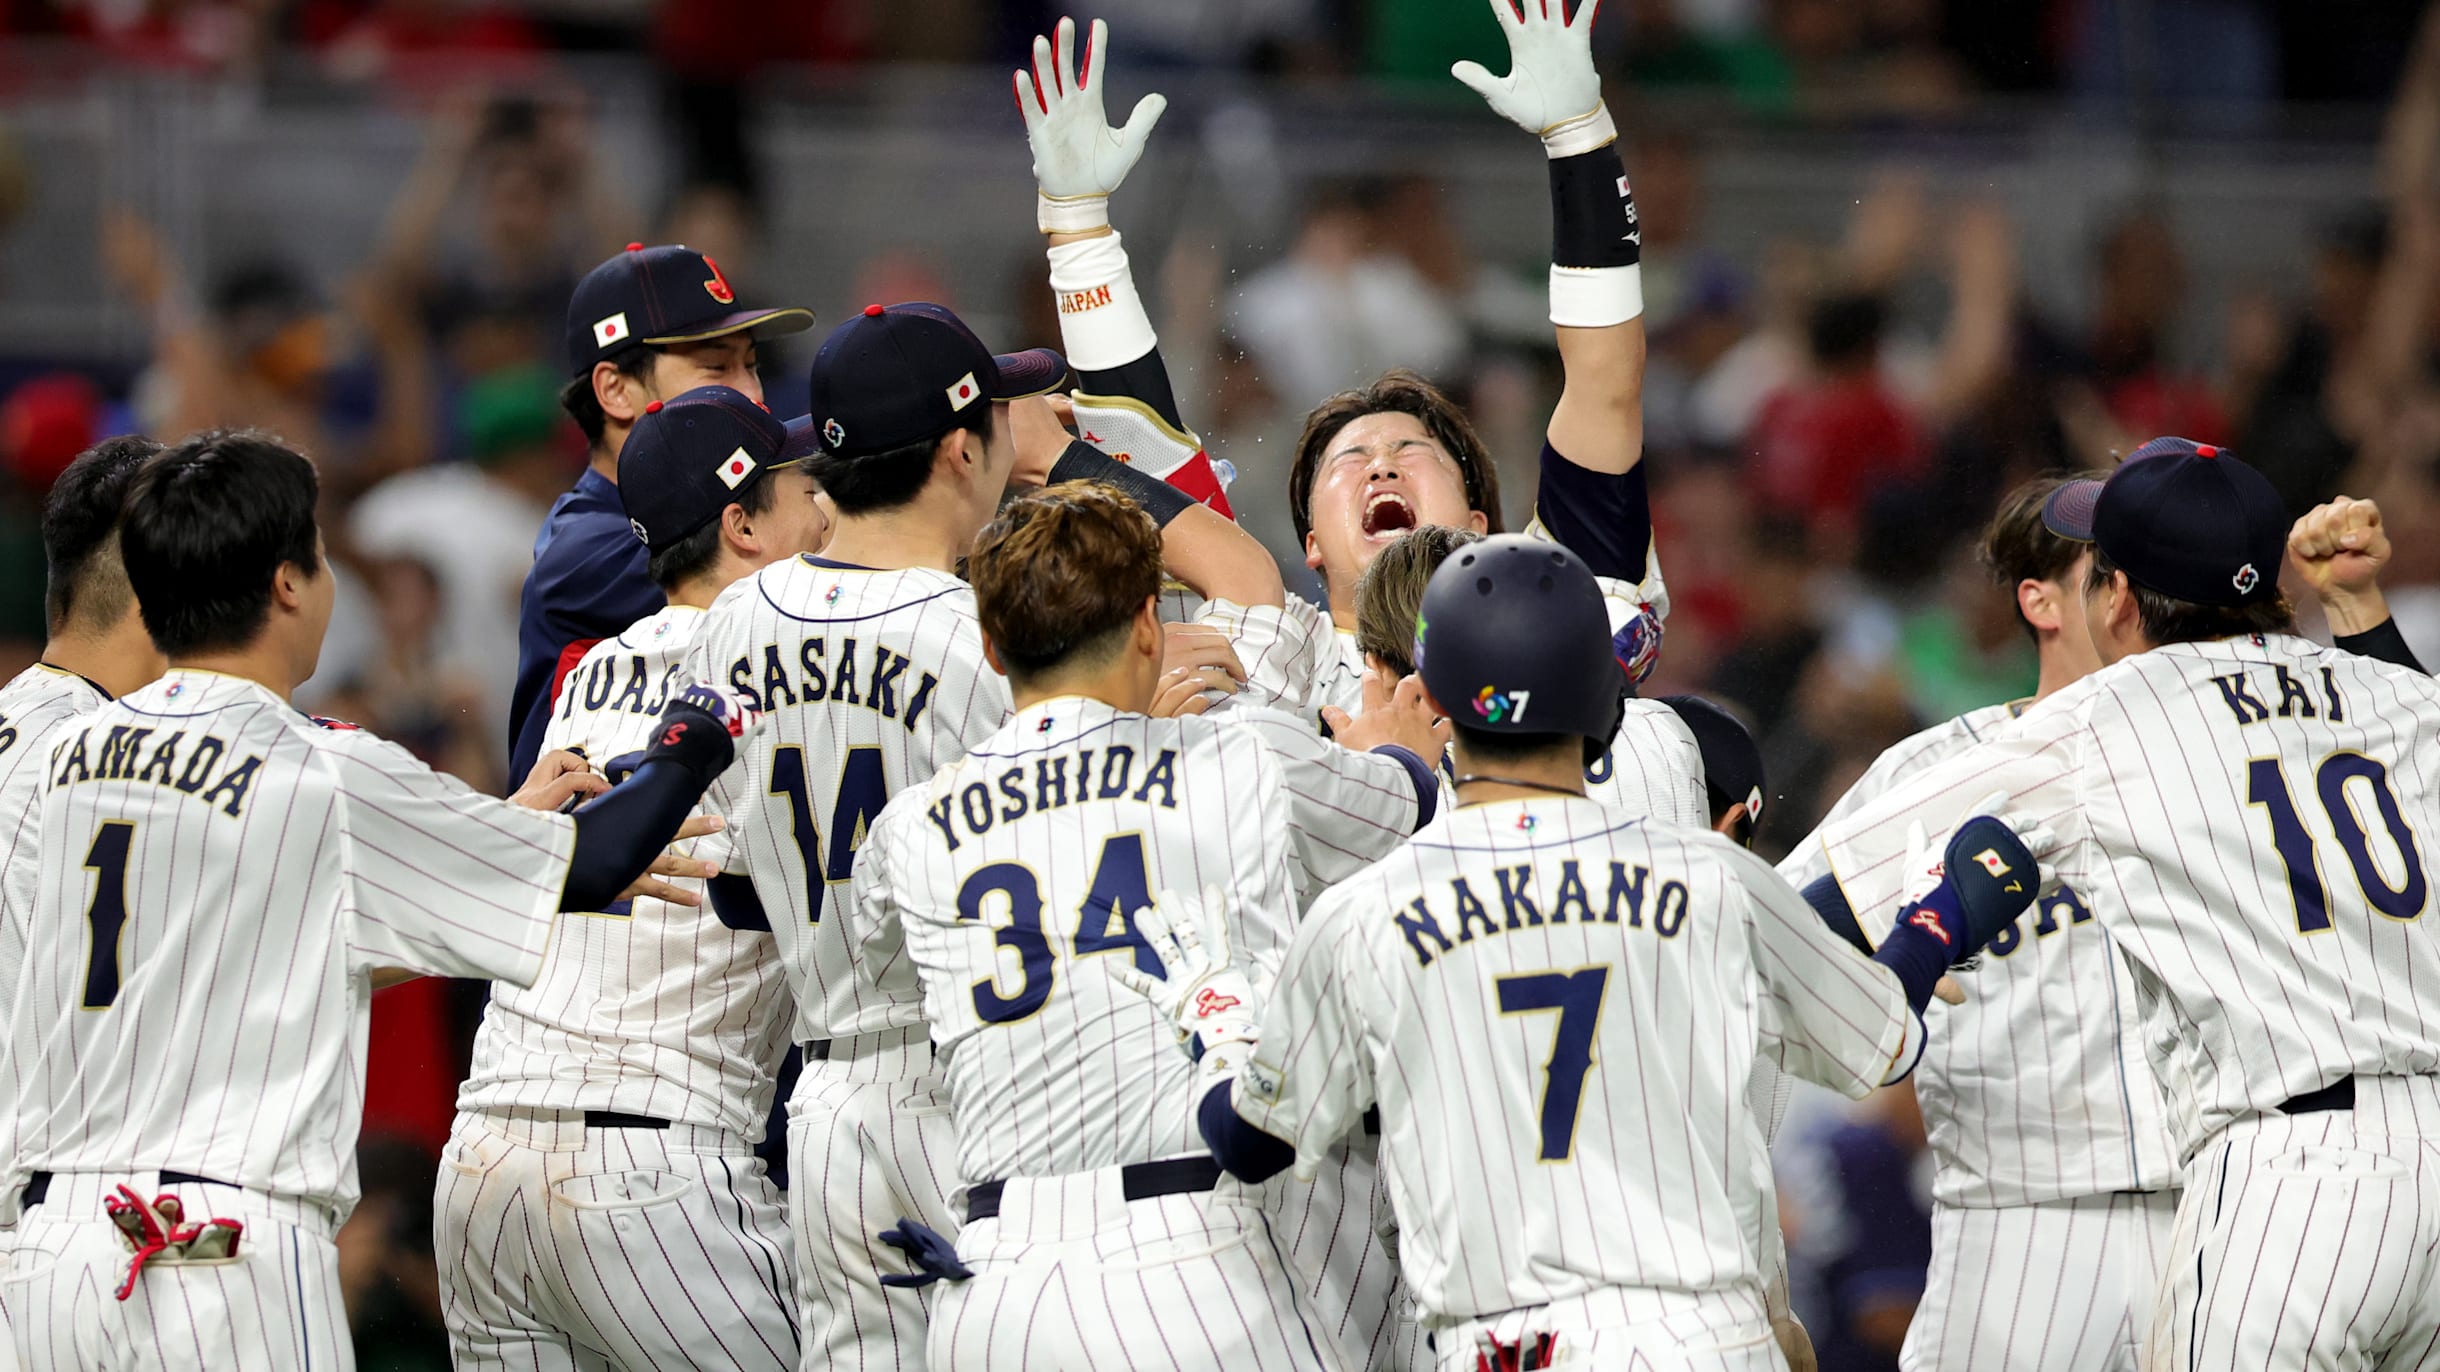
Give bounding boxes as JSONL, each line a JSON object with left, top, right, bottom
{"left": 2233, "top": 563, "right": 2260, "bottom": 594}
{"left": 946, "top": 373, "right": 980, "bottom": 410}
{"left": 593, "top": 313, "right": 631, "bottom": 349}
{"left": 717, "top": 447, "right": 757, "bottom": 489}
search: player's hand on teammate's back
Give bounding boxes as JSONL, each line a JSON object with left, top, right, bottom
{"left": 616, "top": 815, "right": 723, "bottom": 909}
{"left": 1018, "top": 16, "right": 1167, "bottom": 225}
{"left": 1449, "top": 0, "right": 1611, "bottom": 154}
{"left": 1889, "top": 798, "right": 2050, "bottom": 966}
{"left": 1158, "top": 623, "right": 1247, "bottom": 714}
{"left": 1323, "top": 671, "right": 1452, "bottom": 761}
{"left": 1106, "top": 886, "right": 1264, "bottom": 1071}
{"left": 1151, "top": 668, "right": 1219, "bottom": 718}
{"left": 509, "top": 749, "right": 612, "bottom": 813}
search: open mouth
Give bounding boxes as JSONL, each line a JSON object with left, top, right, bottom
{"left": 1362, "top": 490, "right": 1417, "bottom": 538}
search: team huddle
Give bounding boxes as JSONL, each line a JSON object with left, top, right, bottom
{"left": 4, "top": 5, "right": 2440, "bottom": 1372}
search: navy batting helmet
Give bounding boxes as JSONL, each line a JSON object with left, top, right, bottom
{"left": 1414, "top": 535, "right": 1625, "bottom": 764}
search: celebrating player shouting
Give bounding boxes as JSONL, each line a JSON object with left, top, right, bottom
{"left": 1284, "top": 0, "right": 1667, "bottom": 717}
{"left": 1127, "top": 535, "right": 2043, "bottom": 1370}
{"left": 0, "top": 431, "right": 757, "bottom": 1367}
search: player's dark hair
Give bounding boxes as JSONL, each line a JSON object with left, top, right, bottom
{"left": 560, "top": 345, "right": 665, "bottom": 451}
{"left": 1980, "top": 473, "right": 2091, "bottom": 645}
{"left": 2085, "top": 546, "right": 2294, "bottom": 646}
{"left": 1289, "top": 370, "right": 1504, "bottom": 545}
{"left": 1448, "top": 722, "right": 1579, "bottom": 769}
{"left": 1355, "top": 525, "right": 1483, "bottom": 677}
{"left": 121, "top": 430, "right": 322, "bottom": 657}
{"left": 646, "top": 469, "right": 784, "bottom": 591}
{"left": 808, "top": 410, "right": 996, "bottom": 518}
{"left": 967, "top": 481, "right": 1161, "bottom": 685}
{"left": 41, "top": 434, "right": 163, "bottom": 634}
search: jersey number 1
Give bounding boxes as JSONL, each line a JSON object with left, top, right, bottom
{"left": 80, "top": 821, "right": 135, "bottom": 1010}
{"left": 767, "top": 745, "right": 889, "bottom": 924}
{"left": 1495, "top": 965, "right": 1611, "bottom": 1163}
{"left": 2247, "top": 752, "right": 2428, "bottom": 932}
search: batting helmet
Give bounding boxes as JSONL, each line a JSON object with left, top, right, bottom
{"left": 1414, "top": 535, "right": 1626, "bottom": 765}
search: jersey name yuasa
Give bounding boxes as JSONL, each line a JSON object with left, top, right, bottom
{"left": 460, "top": 605, "right": 793, "bottom": 1137}
{"left": 14, "top": 671, "right": 569, "bottom": 1212}
{"left": 1239, "top": 798, "right": 1911, "bottom": 1326}
{"left": 687, "top": 556, "right": 1012, "bottom": 1045}
{"left": 1817, "top": 635, "right": 2440, "bottom": 1161}
{"left": 1785, "top": 702, "right": 2179, "bottom": 1207}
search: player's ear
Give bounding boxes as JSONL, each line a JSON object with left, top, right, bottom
{"left": 2017, "top": 577, "right": 2062, "bottom": 635}
{"left": 594, "top": 360, "right": 645, "bottom": 426}
{"left": 1464, "top": 507, "right": 1490, "bottom": 536}
{"left": 1131, "top": 597, "right": 1161, "bottom": 659}
{"left": 980, "top": 633, "right": 1010, "bottom": 679}
{"left": 721, "top": 500, "right": 757, "bottom": 557}
{"left": 1304, "top": 529, "right": 1326, "bottom": 571}
{"left": 1712, "top": 801, "right": 1748, "bottom": 839}
{"left": 270, "top": 557, "right": 309, "bottom": 612}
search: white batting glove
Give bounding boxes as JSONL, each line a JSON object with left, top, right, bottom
{"left": 1450, "top": 0, "right": 1616, "bottom": 158}
{"left": 1017, "top": 16, "right": 1169, "bottom": 234}
{"left": 1106, "top": 886, "right": 1263, "bottom": 1074}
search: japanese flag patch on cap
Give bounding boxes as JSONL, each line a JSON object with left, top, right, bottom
{"left": 593, "top": 313, "right": 630, "bottom": 349}
{"left": 716, "top": 447, "right": 758, "bottom": 489}
{"left": 946, "top": 373, "right": 981, "bottom": 410}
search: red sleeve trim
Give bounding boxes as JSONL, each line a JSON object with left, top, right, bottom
{"left": 548, "top": 638, "right": 603, "bottom": 708}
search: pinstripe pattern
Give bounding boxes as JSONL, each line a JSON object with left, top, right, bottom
{"left": 1259, "top": 1143, "right": 1431, "bottom": 1372}
{"left": 2142, "top": 1076, "right": 2440, "bottom": 1368}
{"left": 787, "top": 1050, "right": 958, "bottom": 1372}
{"left": 1900, "top": 1191, "right": 2177, "bottom": 1371}
{"left": 11, "top": 669, "right": 570, "bottom": 1218}
{"left": 1, "top": 1172, "right": 348, "bottom": 1370}
{"left": 1785, "top": 703, "right": 2180, "bottom": 1209}
{"left": 1240, "top": 799, "right": 1917, "bottom": 1333}
{"left": 1432, "top": 1285, "right": 1777, "bottom": 1372}
{"left": 434, "top": 1109, "right": 796, "bottom": 1371}
{"left": 930, "top": 1171, "right": 1347, "bottom": 1371}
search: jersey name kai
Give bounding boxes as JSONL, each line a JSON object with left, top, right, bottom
{"left": 924, "top": 742, "right": 1182, "bottom": 850}
{"left": 47, "top": 720, "right": 263, "bottom": 817}
{"left": 2207, "top": 658, "right": 2347, "bottom": 724}
{"left": 1392, "top": 855, "right": 1691, "bottom": 970}
{"left": 719, "top": 634, "right": 942, "bottom": 730}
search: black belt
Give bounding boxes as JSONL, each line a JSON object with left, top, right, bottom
{"left": 2279, "top": 1077, "right": 2356, "bottom": 1115}
{"left": 967, "top": 1156, "right": 1223, "bottom": 1224}
{"left": 584, "top": 1111, "right": 670, "bottom": 1130}
{"left": 806, "top": 1041, "right": 832, "bottom": 1062}
{"left": 22, "top": 1169, "right": 230, "bottom": 1210}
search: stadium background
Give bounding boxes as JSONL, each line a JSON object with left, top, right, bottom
{"left": 0, "top": 1, "right": 2431, "bottom": 1366}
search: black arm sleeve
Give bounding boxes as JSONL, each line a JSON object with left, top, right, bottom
{"left": 2335, "top": 617, "right": 2426, "bottom": 674}
{"left": 1801, "top": 874, "right": 1875, "bottom": 957}
{"left": 1198, "top": 1081, "right": 1297, "bottom": 1184}
{"left": 1077, "top": 343, "right": 1186, "bottom": 432}
{"left": 1535, "top": 443, "right": 1653, "bottom": 585}
{"left": 560, "top": 759, "right": 715, "bottom": 912}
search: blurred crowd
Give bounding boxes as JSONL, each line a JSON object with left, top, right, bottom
{"left": 3, "top": 3, "right": 2440, "bottom": 1368}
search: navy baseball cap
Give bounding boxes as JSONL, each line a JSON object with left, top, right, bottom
{"left": 805, "top": 303, "right": 1070, "bottom": 461}
{"left": 1658, "top": 695, "right": 1765, "bottom": 829}
{"left": 617, "top": 386, "right": 805, "bottom": 551}
{"left": 565, "top": 244, "right": 814, "bottom": 379}
{"left": 2040, "top": 437, "right": 2287, "bottom": 607}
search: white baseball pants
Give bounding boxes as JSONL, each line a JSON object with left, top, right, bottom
{"left": 435, "top": 1107, "right": 797, "bottom": 1371}
{"left": 1902, "top": 1190, "right": 2179, "bottom": 1371}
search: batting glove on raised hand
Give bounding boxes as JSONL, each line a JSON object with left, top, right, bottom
{"left": 1106, "top": 885, "right": 1263, "bottom": 1073}
{"left": 1018, "top": 16, "right": 1168, "bottom": 233}
{"left": 1450, "top": 0, "right": 1616, "bottom": 157}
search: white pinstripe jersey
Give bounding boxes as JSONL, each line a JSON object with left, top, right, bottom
{"left": 870, "top": 696, "right": 1422, "bottom": 1185}
{"left": 10, "top": 670, "right": 571, "bottom": 1214}
{"left": 459, "top": 606, "right": 794, "bottom": 1137}
{"left": 0, "top": 665, "right": 111, "bottom": 1195}
{"left": 688, "top": 556, "right": 1013, "bottom": 1045}
{"left": 1235, "top": 799, "right": 1919, "bottom": 1326}
{"left": 1815, "top": 634, "right": 2440, "bottom": 1163}
{"left": 1784, "top": 700, "right": 2180, "bottom": 1208}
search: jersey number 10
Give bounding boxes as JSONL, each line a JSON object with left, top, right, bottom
{"left": 2246, "top": 752, "right": 2429, "bottom": 932}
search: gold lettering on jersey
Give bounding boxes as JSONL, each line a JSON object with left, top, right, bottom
{"left": 728, "top": 638, "right": 943, "bottom": 734}
{"left": 53, "top": 726, "right": 261, "bottom": 818}
{"left": 1394, "top": 861, "right": 1692, "bottom": 969}
{"left": 924, "top": 746, "right": 1185, "bottom": 851}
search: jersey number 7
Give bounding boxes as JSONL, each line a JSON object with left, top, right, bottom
{"left": 1495, "top": 965, "right": 1611, "bottom": 1163}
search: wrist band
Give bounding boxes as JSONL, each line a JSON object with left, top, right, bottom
{"left": 1539, "top": 102, "right": 1617, "bottom": 159}
{"left": 1550, "top": 145, "right": 1640, "bottom": 269}
{"left": 1549, "top": 264, "right": 1643, "bottom": 328}
{"left": 1048, "top": 440, "right": 1197, "bottom": 527}
{"left": 1038, "top": 190, "right": 1112, "bottom": 235}
{"left": 1047, "top": 232, "right": 1159, "bottom": 370}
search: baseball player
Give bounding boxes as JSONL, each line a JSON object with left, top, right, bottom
{"left": 1282, "top": 0, "right": 1667, "bottom": 719}
{"left": 0, "top": 437, "right": 169, "bottom": 1221}
{"left": 1122, "top": 535, "right": 2042, "bottom": 1369}
{"left": 439, "top": 388, "right": 835, "bottom": 1370}
{"left": 0, "top": 430, "right": 755, "bottom": 1369}
{"left": 850, "top": 481, "right": 1437, "bottom": 1370}
{"left": 1806, "top": 439, "right": 2440, "bottom": 1368}
{"left": 509, "top": 243, "right": 812, "bottom": 781}
{"left": 1782, "top": 469, "right": 2428, "bottom": 1372}
{"left": 683, "top": 300, "right": 1289, "bottom": 1372}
